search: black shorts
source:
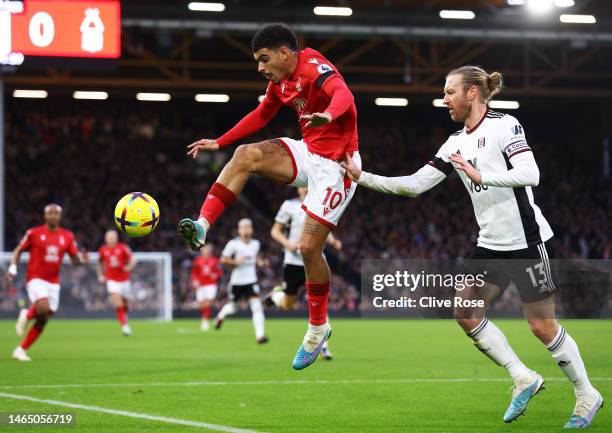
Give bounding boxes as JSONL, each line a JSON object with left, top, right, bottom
{"left": 229, "top": 282, "right": 260, "bottom": 301}
{"left": 283, "top": 264, "right": 306, "bottom": 295}
{"left": 465, "top": 239, "right": 557, "bottom": 303}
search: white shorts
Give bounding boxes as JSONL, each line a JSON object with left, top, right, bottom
{"left": 279, "top": 137, "right": 361, "bottom": 228}
{"left": 27, "top": 278, "right": 61, "bottom": 312}
{"left": 107, "top": 280, "right": 133, "bottom": 300}
{"left": 196, "top": 284, "right": 218, "bottom": 302}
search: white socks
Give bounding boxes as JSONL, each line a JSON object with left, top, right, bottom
{"left": 217, "top": 302, "right": 237, "bottom": 319}
{"left": 547, "top": 326, "right": 595, "bottom": 397}
{"left": 303, "top": 323, "right": 329, "bottom": 352}
{"left": 467, "top": 318, "right": 532, "bottom": 383}
{"left": 249, "top": 298, "right": 265, "bottom": 339}
{"left": 271, "top": 291, "right": 286, "bottom": 307}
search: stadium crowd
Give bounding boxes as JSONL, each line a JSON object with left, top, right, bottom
{"left": 2, "top": 99, "right": 609, "bottom": 315}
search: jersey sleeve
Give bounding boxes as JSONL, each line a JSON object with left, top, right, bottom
{"left": 274, "top": 201, "right": 292, "bottom": 225}
{"left": 221, "top": 240, "right": 235, "bottom": 258}
{"left": 357, "top": 140, "right": 451, "bottom": 197}
{"left": 498, "top": 116, "right": 531, "bottom": 159}
{"left": 67, "top": 233, "right": 79, "bottom": 257}
{"left": 18, "top": 229, "right": 33, "bottom": 251}
{"left": 216, "top": 83, "right": 282, "bottom": 147}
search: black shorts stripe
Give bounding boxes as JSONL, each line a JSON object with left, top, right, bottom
{"left": 428, "top": 156, "right": 453, "bottom": 175}
{"left": 316, "top": 70, "right": 336, "bottom": 87}
{"left": 503, "top": 153, "right": 542, "bottom": 245}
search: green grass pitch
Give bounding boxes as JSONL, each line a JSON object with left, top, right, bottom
{"left": 0, "top": 319, "right": 610, "bottom": 432}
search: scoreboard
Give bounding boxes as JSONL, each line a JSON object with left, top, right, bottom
{"left": 1, "top": 0, "right": 121, "bottom": 65}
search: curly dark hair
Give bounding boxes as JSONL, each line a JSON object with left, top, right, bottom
{"left": 251, "top": 23, "right": 298, "bottom": 53}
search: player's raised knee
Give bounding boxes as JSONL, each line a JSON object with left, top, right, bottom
{"left": 231, "top": 144, "right": 263, "bottom": 171}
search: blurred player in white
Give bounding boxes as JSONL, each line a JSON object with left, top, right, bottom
{"left": 8, "top": 204, "right": 87, "bottom": 361}
{"left": 342, "top": 66, "right": 602, "bottom": 429}
{"left": 97, "top": 229, "right": 135, "bottom": 336}
{"left": 268, "top": 187, "right": 341, "bottom": 359}
{"left": 191, "top": 245, "right": 223, "bottom": 331}
{"left": 216, "top": 218, "right": 268, "bottom": 344}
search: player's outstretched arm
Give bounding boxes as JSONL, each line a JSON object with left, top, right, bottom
{"left": 188, "top": 94, "right": 282, "bottom": 159}
{"left": 451, "top": 151, "right": 540, "bottom": 188}
{"left": 341, "top": 153, "right": 447, "bottom": 197}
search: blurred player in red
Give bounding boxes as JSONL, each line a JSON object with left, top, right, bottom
{"left": 178, "top": 23, "right": 360, "bottom": 370}
{"left": 191, "top": 244, "right": 223, "bottom": 331}
{"left": 7, "top": 204, "right": 87, "bottom": 361}
{"left": 96, "top": 229, "right": 135, "bottom": 336}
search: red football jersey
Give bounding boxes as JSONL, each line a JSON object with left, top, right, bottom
{"left": 98, "top": 243, "right": 132, "bottom": 282}
{"left": 218, "top": 47, "right": 358, "bottom": 160}
{"left": 18, "top": 225, "right": 79, "bottom": 283}
{"left": 191, "top": 256, "right": 222, "bottom": 286}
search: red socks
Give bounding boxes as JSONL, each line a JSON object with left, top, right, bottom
{"left": 26, "top": 304, "right": 37, "bottom": 320}
{"left": 306, "top": 281, "right": 329, "bottom": 326}
{"left": 115, "top": 307, "right": 128, "bottom": 326}
{"left": 20, "top": 322, "right": 44, "bottom": 350}
{"left": 201, "top": 306, "right": 211, "bottom": 320}
{"left": 199, "top": 182, "right": 237, "bottom": 227}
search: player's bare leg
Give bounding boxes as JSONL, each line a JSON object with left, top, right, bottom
{"left": 454, "top": 283, "right": 543, "bottom": 423}
{"left": 110, "top": 293, "right": 131, "bottom": 336}
{"left": 178, "top": 139, "right": 294, "bottom": 250}
{"left": 13, "top": 298, "right": 52, "bottom": 361}
{"left": 523, "top": 299, "right": 603, "bottom": 429}
{"left": 200, "top": 299, "right": 212, "bottom": 331}
{"left": 292, "top": 216, "right": 333, "bottom": 370}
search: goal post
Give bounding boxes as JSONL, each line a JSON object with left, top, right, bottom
{"left": 0, "top": 251, "right": 173, "bottom": 321}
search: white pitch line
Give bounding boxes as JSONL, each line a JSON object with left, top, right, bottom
{"left": 2, "top": 377, "right": 612, "bottom": 390}
{"left": 0, "top": 392, "right": 264, "bottom": 433}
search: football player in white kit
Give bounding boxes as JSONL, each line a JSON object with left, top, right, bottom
{"left": 268, "top": 187, "right": 342, "bottom": 359}
{"left": 342, "top": 66, "right": 602, "bottom": 429}
{"left": 215, "top": 218, "right": 268, "bottom": 344}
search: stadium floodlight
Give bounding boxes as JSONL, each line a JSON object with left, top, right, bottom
{"left": 439, "top": 10, "right": 475, "bottom": 20}
{"left": 489, "top": 100, "right": 520, "bottom": 110}
{"left": 507, "top": 0, "right": 525, "bottom": 5}
{"left": 258, "top": 95, "right": 265, "bottom": 102}
{"left": 195, "top": 93, "right": 230, "bottom": 102}
{"left": 187, "top": 2, "right": 225, "bottom": 12}
{"left": 560, "top": 14, "right": 596, "bottom": 24}
{"left": 136, "top": 92, "right": 171, "bottom": 101}
{"left": 313, "top": 6, "right": 353, "bottom": 16}
{"left": 432, "top": 99, "right": 446, "bottom": 107}
{"left": 554, "top": 0, "right": 575, "bottom": 7}
{"left": 13, "top": 89, "right": 48, "bottom": 98}
{"left": 73, "top": 91, "right": 109, "bottom": 100}
{"left": 527, "top": 0, "right": 554, "bottom": 14}
{"left": 375, "top": 98, "right": 408, "bottom": 107}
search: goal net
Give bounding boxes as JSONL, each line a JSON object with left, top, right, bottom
{"left": 0, "top": 252, "right": 173, "bottom": 321}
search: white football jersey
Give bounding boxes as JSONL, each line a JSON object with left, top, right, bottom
{"left": 222, "top": 237, "right": 260, "bottom": 285}
{"left": 274, "top": 198, "right": 306, "bottom": 266}
{"left": 431, "top": 109, "right": 553, "bottom": 250}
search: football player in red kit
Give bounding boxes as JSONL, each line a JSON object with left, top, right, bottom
{"left": 8, "top": 204, "right": 87, "bottom": 361}
{"left": 97, "top": 229, "right": 136, "bottom": 336}
{"left": 178, "top": 23, "right": 360, "bottom": 370}
{"left": 191, "top": 245, "right": 223, "bottom": 331}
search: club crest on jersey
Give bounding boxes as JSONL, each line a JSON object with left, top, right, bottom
{"left": 478, "top": 137, "right": 486, "bottom": 148}
{"left": 292, "top": 97, "right": 307, "bottom": 112}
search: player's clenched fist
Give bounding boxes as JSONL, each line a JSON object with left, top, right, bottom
{"left": 187, "top": 139, "right": 219, "bottom": 159}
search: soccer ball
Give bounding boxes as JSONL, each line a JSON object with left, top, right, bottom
{"left": 114, "top": 192, "right": 160, "bottom": 237}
